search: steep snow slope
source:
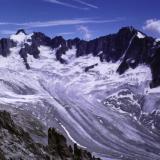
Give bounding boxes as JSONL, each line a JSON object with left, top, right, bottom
{"left": 0, "top": 40, "right": 160, "bottom": 160}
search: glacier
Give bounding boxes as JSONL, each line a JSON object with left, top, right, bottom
{"left": 0, "top": 31, "right": 160, "bottom": 160}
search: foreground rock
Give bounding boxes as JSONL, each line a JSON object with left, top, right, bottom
{"left": 0, "top": 110, "right": 100, "bottom": 160}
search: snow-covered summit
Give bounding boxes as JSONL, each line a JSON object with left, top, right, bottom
{"left": 10, "top": 30, "right": 32, "bottom": 45}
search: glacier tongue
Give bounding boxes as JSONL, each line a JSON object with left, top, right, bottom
{"left": 0, "top": 45, "right": 160, "bottom": 160}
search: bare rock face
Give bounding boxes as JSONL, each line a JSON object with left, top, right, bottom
{"left": 0, "top": 110, "right": 48, "bottom": 160}
{"left": 0, "top": 38, "right": 15, "bottom": 57}
{"left": 47, "top": 128, "right": 100, "bottom": 160}
{"left": 31, "top": 32, "right": 51, "bottom": 47}
{"left": 0, "top": 110, "right": 100, "bottom": 160}
{"left": 85, "top": 63, "right": 98, "bottom": 72}
{"left": 47, "top": 128, "right": 73, "bottom": 159}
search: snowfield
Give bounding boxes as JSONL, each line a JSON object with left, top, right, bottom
{"left": 0, "top": 41, "right": 160, "bottom": 160}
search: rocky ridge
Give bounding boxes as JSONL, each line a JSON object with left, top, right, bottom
{"left": 0, "top": 27, "right": 160, "bottom": 88}
{"left": 0, "top": 110, "right": 100, "bottom": 160}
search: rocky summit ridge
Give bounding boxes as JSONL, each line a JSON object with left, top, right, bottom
{"left": 0, "top": 26, "right": 160, "bottom": 88}
{"left": 0, "top": 110, "right": 100, "bottom": 160}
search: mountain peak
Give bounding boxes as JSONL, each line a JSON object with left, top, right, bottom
{"left": 1, "top": 26, "right": 160, "bottom": 88}
{"left": 16, "top": 29, "right": 27, "bottom": 35}
{"left": 118, "top": 26, "right": 139, "bottom": 35}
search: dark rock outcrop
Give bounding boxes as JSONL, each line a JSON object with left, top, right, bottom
{"left": 47, "top": 128, "right": 100, "bottom": 160}
{"left": 150, "top": 47, "right": 160, "bottom": 88}
{"left": 47, "top": 128, "right": 73, "bottom": 159}
{"left": 85, "top": 63, "right": 98, "bottom": 72}
{"left": 0, "top": 110, "right": 47, "bottom": 159}
{"left": 0, "top": 38, "right": 15, "bottom": 57}
{"left": 19, "top": 43, "right": 40, "bottom": 69}
{"left": 0, "top": 110, "right": 100, "bottom": 160}
{"left": 31, "top": 32, "right": 51, "bottom": 47}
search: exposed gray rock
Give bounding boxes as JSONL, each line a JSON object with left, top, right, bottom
{"left": 103, "top": 89, "right": 142, "bottom": 117}
{"left": 0, "top": 110, "right": 100, "bottom": 160}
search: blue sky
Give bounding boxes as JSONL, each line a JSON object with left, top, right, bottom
{"left": 0, "top": 0, "right": 160, "bottom": 39}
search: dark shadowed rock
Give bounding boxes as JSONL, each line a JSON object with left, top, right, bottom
{"left": 85, "top": 63, "right": 98, "bottom": 72}
{"left": 19, "top": 46, "right": 30, "bottom": 69}
{"left": 150, "top": 47, "right": 160, "bottom": 88}
{"left": 0, "top": 110, "right": 101, "bottom": 160}
{"left": 16, "top": 29, "right": 27, "bottom": 35}
{"left": 31, "top": 32, "right": 51, "bottom": 46}
{"left": 67, "top": 38, "right": 81, "bottom": 49}
{"left": 51, "top": 36, "right": 66, "bottom": 48}
{"left": 51, "top": 36, "right": 68, "bottom": 62}
{"left": 47, "top": 128, "right": 73, "bottom": 159}
{"left": 47, "top": 128, "right": 100, "bottom": 160}
{"left": 0, "top": 38, "right": 15, "bottom": 57}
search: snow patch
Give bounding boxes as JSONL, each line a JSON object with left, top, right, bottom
{"left": 137, "top": 32, "right": 145, "bottom": 39}
{"left": 59, "top": 123, "right": 87, "bottom": 149}
{"left": 10, "top": 32, "right": 32, "bottom": 45}
{"left": 0, "top": 47, "right": 25, "bottom": 70}
{"left": 61, "top": 46, "right": 76, "bottom": 61}
{"left": 156, "top": 38, "right": 160, "bottom": 42}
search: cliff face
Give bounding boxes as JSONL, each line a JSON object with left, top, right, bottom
{"left": 47, "top": 128, "right": 100, "bottom": 160}
{"left": 0, "top": 27, "right": 160, "bottom": 88}
{"left": 0, "top": 110, "right": 100, "bottom": 160}
{"left": 0, "top": 38, "right": 15, "bottom": 57}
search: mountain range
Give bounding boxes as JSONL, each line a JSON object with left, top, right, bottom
{"left": 0, "top": 27, "right": 160, "bottom": 160}
{"left": 1, "top": 27, "right": 160, "bottom": 87}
